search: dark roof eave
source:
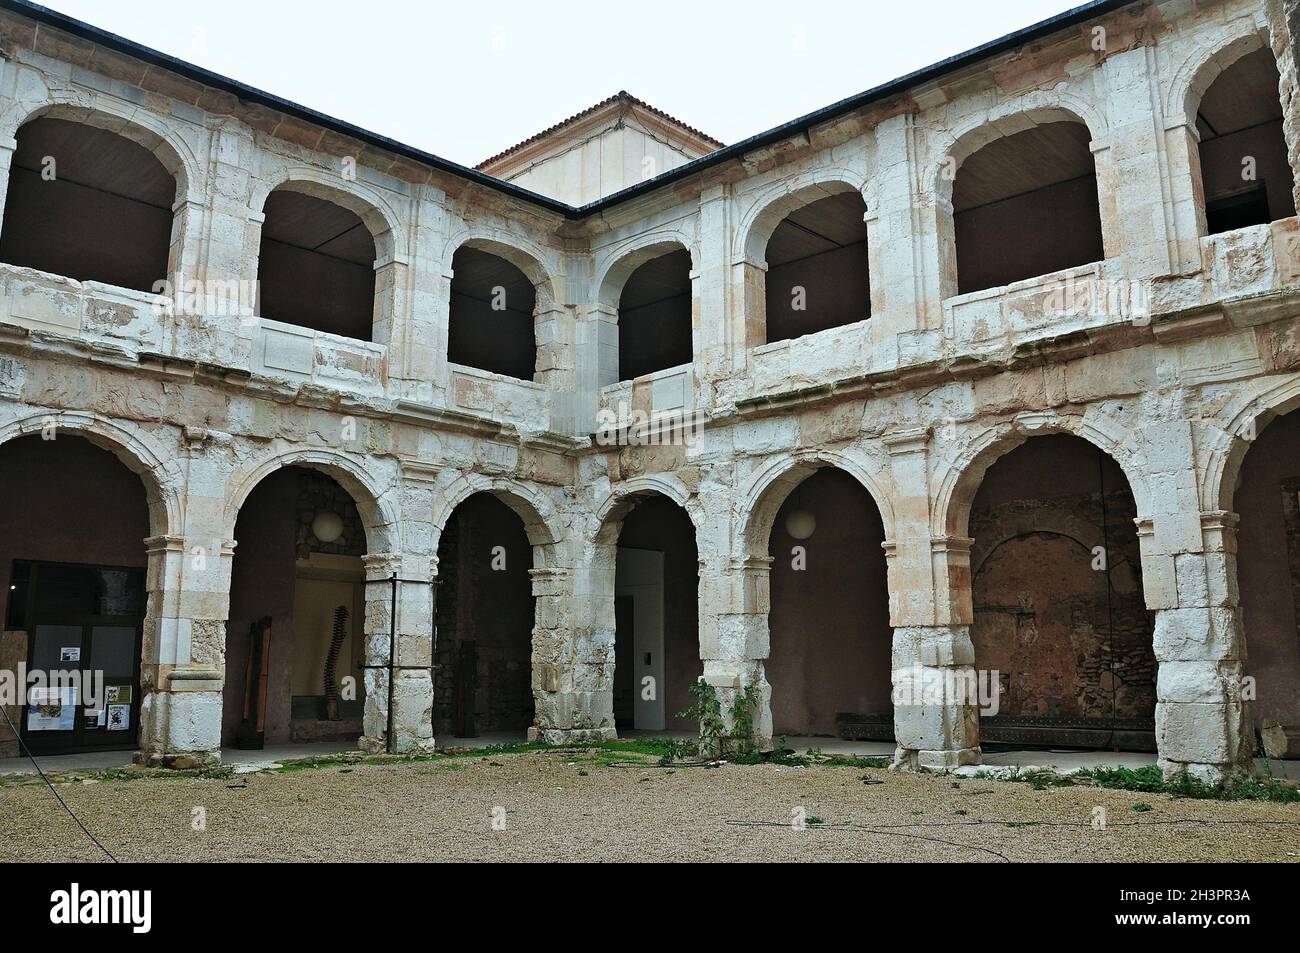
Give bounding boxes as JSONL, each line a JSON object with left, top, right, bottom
{"left": 1, "top": 0, "right": 1135, "bottom": 221}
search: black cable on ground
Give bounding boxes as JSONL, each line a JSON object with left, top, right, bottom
{"left": 0, "top": 702, "right": 117, "bottom": 862}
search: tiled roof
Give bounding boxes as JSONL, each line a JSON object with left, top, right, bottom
{"left": 475, "top": 90, "right": 725, "bottom": 170}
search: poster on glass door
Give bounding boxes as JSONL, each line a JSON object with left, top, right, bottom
{"left": 26, "top": 686, "right": 77, "bottom": 731}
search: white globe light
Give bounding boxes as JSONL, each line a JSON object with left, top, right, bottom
{"left": 785, "top": 509, "right": 816, "bottom": 540}
{"left": 311, "top": 511, "right": 344, "bottom": 544}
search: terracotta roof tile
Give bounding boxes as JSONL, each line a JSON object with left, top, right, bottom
{"left": 475, "top": 90, "right": 724, "bottom": 170}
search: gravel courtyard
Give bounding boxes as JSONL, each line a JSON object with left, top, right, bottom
{"left": 3, "top": 748, "right": 1299, "bottom": 862}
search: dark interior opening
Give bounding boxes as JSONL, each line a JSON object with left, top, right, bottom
{"left": 969, "top": 434, "right": 1156, "bottom": 751}
{"left": 448, "top": 246, "right": 537, "bottom": 381}
{"left": 433, "top": 492, "right": 536, "bottom": 737}
{"left": 612, "top": 496, "right": 700, "bottom": 733}
{"left": 257, "top": 190, "right": 376, "bottom": 341}
{"left": 1197, "top": 48, "right": 1296, "bottom": 235}
{"left": 618, "top": 249, "right": 692, "bottom": 381}
{"left": 766, "top": 468, "right": 891, "bottom": 739}
{"left": 954, "top": 121, "right": 1103, "bottom": 295}
{"left": 0, "top": 117, "right": 174, "bottom": 293}
{"left": 764, "top": 191, "right": 870, "bottom": 344}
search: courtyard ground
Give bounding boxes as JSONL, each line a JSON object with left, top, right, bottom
{"left": 2, "top": 744, "right": 1299, "bottom": 862}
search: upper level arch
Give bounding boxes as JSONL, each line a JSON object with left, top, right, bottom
{"left": 444, "top": 234, "right": 559, "bottom": 381}
{"left": 934, "top": 99, "right": 1109, "bottom": 296}
{"left": 0, "top": 102, "right": 198, "bottom": 294}
{"left": 593, "top": 232, "right": 697, "bottom": 384}
{"left": 1172, "top": 23, "right": 1295, "bottom": 235}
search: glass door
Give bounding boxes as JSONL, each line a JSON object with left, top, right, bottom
{"left": 12, "top": 561, "right": 145, "bottom": 755}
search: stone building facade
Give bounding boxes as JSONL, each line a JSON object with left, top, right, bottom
{"left": 0, "top": 0, "right": 1298, "bottom": 783}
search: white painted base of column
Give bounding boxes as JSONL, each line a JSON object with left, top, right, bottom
{"left": 528, "top": 725, "right": 619, "bottom": 744}
{"left": 891, "top": 745, "right": 982, "bottom": 771}
{"left": 136, "top": 687, "right": 222, "bottom": 768}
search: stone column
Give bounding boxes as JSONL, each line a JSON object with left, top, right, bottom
{"left": 535, "top": 302, "right": 576, "bottom": 433}
{"left": 884, "top": 428, "right": 981, "bottom": 770}
{"left": 1136, "top": 418, "right": 1253, "bottom": 783}
{"left": 358, "top": 552, "right": 436, "bottom": 754}
{"left": 371, "top": 252, "right": 409, "bottom": 349}
{"left": 135, "top": 532, "right": 231, "bottom": 768}
{"left": 0, "top": 134, "right": 18, "bottom": 238}
{"left": 1140, "top": 512, "right": 1253, "bottom": 783}
{"left": 1163, "top": 120, "right": 1209, "bottom": 273}
{"left": 703, "top": 554, "right": 774, "bottom": 747}
{"left": 530, "top": 565, "right": 618, "bottom": 743}
{"left": 575, "top": 303, "right": 620, "bottom": 435}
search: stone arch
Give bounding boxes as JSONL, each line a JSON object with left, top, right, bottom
{"left": 735, "top": 168, "right": 868, "bottom": 265}
{"left": 1167, "top": 19, "right": 1272, "bottom": 127}
{"left": 592, "top": 231, "right": 698, "bottom": 311}
{"left": 933, "top": 97, "right": 1111, "bottom": 297}
{"left": 739, "top": 447, "right": 895, "bottom": 558}
{"left": 0, "top": 410, "right": 181, "bottom": 539}
{"left": 1205, "top": 372, "right": 1300, "bottom": 514}
{"left": 3, "top": 98, "right": 199, "bottom": 204}
{"left": 431, "top": 473, "right": 563, "bottom": 566}
{"left": 934, "top": 410, "right": 1147, "bottom": 541}
{"left": 933, "top": 96, "right": 1109, "bottom": 200}
{"left": 225, "top": 447, "right": 398, "bottom": 553}
{"left": 586, "top": 474, "right": 703, "bottom": 734}
{"left": 591, "top": 473, "right": 701, "bottom": 551}
{"left": 740, "top": 450, "right": 895, "bottom": 740}
{"left": 252, "top": 170, "right": 401, "bottom": 265}
{"left": 443, "top": 230, "right": 560, "bottom": 312}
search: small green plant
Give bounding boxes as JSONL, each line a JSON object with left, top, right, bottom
{"left": 1132, "top": 802, "right": 1153, "bottom": 812}
{"left": 677, "top": 679, "right": 762, "bottom": 760}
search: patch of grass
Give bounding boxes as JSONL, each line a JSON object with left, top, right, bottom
{"left": 986, "top": 763, "right": 1300, "bottom": 805}
{"left": 86, "top": 764, "right": 234, "bottom": 782}
{"left": 1018, "top": 768, "right": 1076, "bottom": 791}
{"left": 1132, "top": 802, "right": 1154, "bottom": 812}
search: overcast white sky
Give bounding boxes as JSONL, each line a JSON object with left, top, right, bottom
{"left": 41, "top": 0, "right": 1078, "bottom": 167}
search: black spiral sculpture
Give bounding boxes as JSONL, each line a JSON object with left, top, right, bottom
{"left": 324, "top": 604, "right": 349, "bottom": 720}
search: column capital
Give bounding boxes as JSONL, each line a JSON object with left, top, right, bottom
{"left": 143, "top": 534, "right": 186, "bottom": 555}
{"left": 361, "top": 552, "right": 403, "bottom": 578}
{"left": 882, "top": 426, "right": 931, "bottom": 455}
{"left": 931, "top": 535, "right": 974, "bottom": 555}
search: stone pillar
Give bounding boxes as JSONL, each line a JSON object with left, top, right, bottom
{"left": 1140, "top": 512, "right": 1254, "bottom": 783}
{"left": 371, "top": 252, "right": 409, "bottom": 349}
{"left": 1099, "top": 46, "right": 1176, "bottom": 278}
{"left": 535, "top": 303, "right": 576, "bottom": 433}
{"left": 875, "top": 112, "right": 946, "bottom": 329}
{"left": 136, "top": 532, "right": 230, "bottom": 768}
{"left": 884, "top": 428, "right": 981, "bottom": 770}
{"left": 358, "top": 552, "right": 436, "bottom": 754}
{"left": 1162, "top": 120, "right": 1209, "bottom": 273}
{"left": 0, "top": 134, "right": 17, "bottom": 238}
{"left": 531, "top": 565, "right": 618, "bottom": 743}
{"left": 704, "top": 554, "right": 774, "bottom": 747}
{"left": 728, "top": 256, "right": 767, "bottom": 366}
{"left": 575, "top": 303, "right": 619, "bottom": 434}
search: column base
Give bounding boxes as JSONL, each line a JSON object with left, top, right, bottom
{"left": 891, "top": 745, "right": 982, "bottom": 772}
{"left": 358, "top": 734, "right": 438, "bottom": 755}
{"left": 1158, "top": 758, "right": 1253, "bottom": 786}
{"left": 137, "top": 686, "right": 222, "bottom": 767}
{"left": 528, "top": 726, "right": 618, "bottom": 744}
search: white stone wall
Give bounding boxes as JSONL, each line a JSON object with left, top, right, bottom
{"left": 0, "top": 0, "right": 1295, "bottom": 781}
